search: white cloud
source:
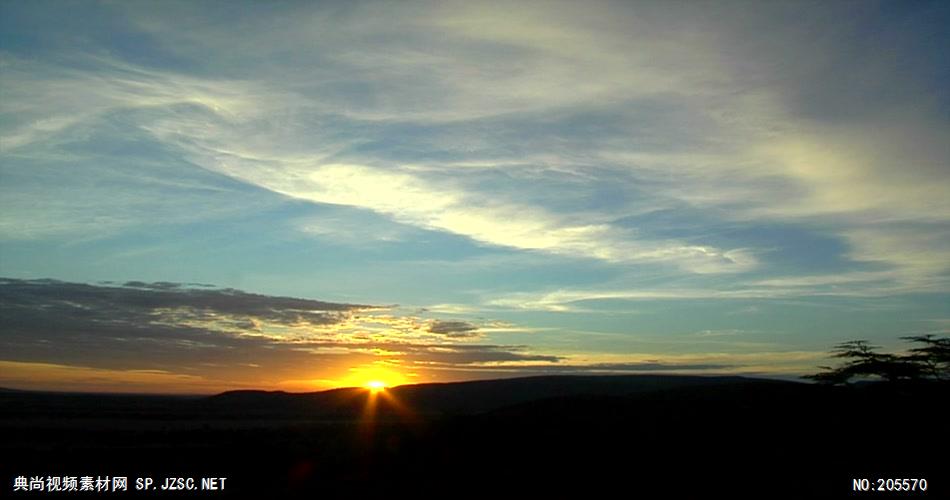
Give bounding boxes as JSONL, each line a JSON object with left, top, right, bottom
{"left": 2, "top": 0, "right": 947, "bottom": 293}
{"left": 485, "top": 288, "right": 787, "bottom": 312}
{"left": 144, "top": 128, "right": 757, "bottom": 272}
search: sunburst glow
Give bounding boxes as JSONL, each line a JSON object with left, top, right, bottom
{"left": 336, "top": 364, "right": 409, "bottom": 390}
{"left": 365, "top": 380, "right": 387, "bottom": 391}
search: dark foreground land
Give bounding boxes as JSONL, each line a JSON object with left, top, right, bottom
{"left": 1, "top": 375, "right": 946, "bottom": 499}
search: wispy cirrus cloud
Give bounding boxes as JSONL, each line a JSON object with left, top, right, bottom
{"left": 1, "top": 2, "right": 765, "bottom": 274}
{"left": 6, "top": 1, "right": 944, "bottom": 289}
{"left": 5, "top": 1, "right": 947, "bottom": 287}
{"left": 1, "top": 0, "right": 947, "bottom": 393}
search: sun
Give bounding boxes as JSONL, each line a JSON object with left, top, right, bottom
{"left": 337, "top": 364, "right": 408, "bottom": 390}
{"left": 365, "top": 380, "right": 387, "bottom": 392}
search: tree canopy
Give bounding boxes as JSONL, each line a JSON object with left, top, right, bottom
{"left": 805, "top": 335, "right": 949, "bottom": 385}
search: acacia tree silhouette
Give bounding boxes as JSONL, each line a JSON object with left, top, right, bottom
{"left": 901, "top": 334, "right": 950, "bottom": 380}
{"left": 805, "top": 335, "right": 949, "bottom": 385}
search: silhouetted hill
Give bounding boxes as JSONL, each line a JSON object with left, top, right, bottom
{"left": 205, "top": 374, "right": 767, "bottom": 417}
{"left": 2, "top": 376, "right": 946, "bottom": 499}
{"left": 387, "top": 374, "right": 760, "bottom": 414}
{"left": 204, "top": 387, "right": 368, "bottom": 417}
{"left": 0, "top": 375, "right": 790, "bottom": 420}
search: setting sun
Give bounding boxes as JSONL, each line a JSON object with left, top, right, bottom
{"left": 335, "top": 364, "right": 410, "bottom": 390}
{"left": 365, "top": 380, "right": 387, "bottom": 391}
{"left": 1, "top": 1, "right": 945, "bottom": 497}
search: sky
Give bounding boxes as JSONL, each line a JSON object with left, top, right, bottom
{"left": 1, "top": 0, "right": 948, "bottom": 393}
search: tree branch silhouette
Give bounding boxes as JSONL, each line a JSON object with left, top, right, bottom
{"left": 900, "top": 334, "right": 950, "bottom": 381}
{"left": 805, "top": 336, "right": 949, "bottom": 384}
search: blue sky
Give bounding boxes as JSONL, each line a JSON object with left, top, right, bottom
{"left": 1, "top": 0, "right": 948, "bottom": 392}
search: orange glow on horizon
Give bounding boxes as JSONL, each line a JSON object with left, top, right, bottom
{"left": 336, "top": 364, "right": 409, "bottom": 390}
{"left": 365, "top": 380, "right": 387, "bottom": 392}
